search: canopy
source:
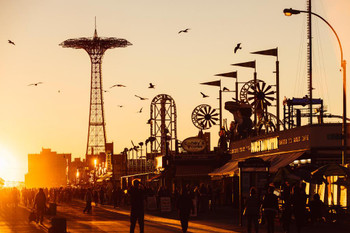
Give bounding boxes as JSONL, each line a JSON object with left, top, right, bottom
{"left": 311, "top": 163, "right": 350, "bottom": 177}
{"left": 209, "top": 151, "right": 305, "bottom": 176}
{"left": 209, "top": 161, "right": 238, "bottom": 176}
{"left": 273, "top": 167, "right": 300, "bottom": 185}
{"left": 265, "top": 151, "right": 305, "bottom": 173}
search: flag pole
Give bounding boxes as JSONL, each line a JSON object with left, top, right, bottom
{"left": 276, "top": 49, "right": 280, "bottom": 131}
{"left": 219, "top": 83, "right": 222, "bottom": 129}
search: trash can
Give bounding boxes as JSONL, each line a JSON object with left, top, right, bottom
{"left": 48, "top": 202, "right": 57, "bottom": 216}
{"left": 49, "top": 217, "right": 66, "bottom": 233}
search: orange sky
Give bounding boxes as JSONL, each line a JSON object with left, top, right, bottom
{"left": 0, "top": 0, "right": 349, "bottom": 181}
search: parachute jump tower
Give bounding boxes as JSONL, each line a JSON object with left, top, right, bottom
{"left": 60, "top": 25, "right": 132, "bottom": 156}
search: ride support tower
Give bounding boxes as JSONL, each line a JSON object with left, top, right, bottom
{"left": 60, "top": 27, "right": 132, "bottom": 156}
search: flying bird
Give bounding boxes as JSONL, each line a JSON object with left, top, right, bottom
{"left": 200, "top": 92, "right": 209, "bottom": 98}
{"left": 137, "top": 107, "right": 143, "bottom": 113}
{"left": 8, "top": 40, "right": 15, "bottom": 45}
{"left": 223, "top": 87, "right": 230, "bottom": 92}
{"left": 148, "top": 83, "right": 155, "bottom": 89}
{"left": 178, "top": 28, "right": 190, "bottom": 34}
{"left": 135, "top": 95, "right": 148, "bottom": 100}
{"left": 234, "top": 43, "right": 242, "bottom": 54}
{"left": 28, "top": 82, "right": 43, "bottom": 86}
{"left": 110, "top": 84, "right": 126, "bottom": 88}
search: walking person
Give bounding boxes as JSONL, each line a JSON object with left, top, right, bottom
{"left": 34, "top": 188, "right": 47, "bottom": 225}
{"left": 281, "top": 182, "right": 292, "bottom": 233}
{"left": 177, "top": 186, "right": 194, "bottom": 233}
{"left": 93, "top": 189, "right": 99, "bottom": 207}
{"left": 99, "top": 187, "right": 105, "bottom": 205}
{"left": 244, "top": 187, "right": 260, "bottom": 233}
{"left": 112, "top": 186, "right": 118, "bottom": 208}
{"left": 128, "top": 179, "right": 145, "bottom": 233}
{"left": 262, "top": 186, "right": 278, "bottom": 233}
{"left": 83, "top": 188, "right": 93, "bottom": 214}
{"left": 291, "top": 184, "right": 307, "bottom": 233}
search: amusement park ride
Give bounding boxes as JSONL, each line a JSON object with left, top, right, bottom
{"left": 193, "top": 76, "right": 280, "bottom": 149}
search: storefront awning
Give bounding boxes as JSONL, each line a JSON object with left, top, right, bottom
{"left": 209, "top": 161, "right": 239, "bottom": 176}
{"left": 265, "top": 151, "right": 305, "bottom": 172}
{"left": 209, "top": 150, "right": 306, "bottom": 177}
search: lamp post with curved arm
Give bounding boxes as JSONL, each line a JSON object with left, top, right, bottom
{"left": 284, "top": 8, "right": 347, "bottom": 165}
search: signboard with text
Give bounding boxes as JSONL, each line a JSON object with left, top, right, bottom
{"left": 182, "top": 137, "right": 207, "bottom": 153}
{"left": 160, "top": 197, "right": 171, "bottom": 212}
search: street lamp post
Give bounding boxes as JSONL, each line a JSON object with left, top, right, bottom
{"left": 284, "top": 8, "right": 347, "bottom": 165}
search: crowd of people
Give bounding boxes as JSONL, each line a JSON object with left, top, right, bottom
{"left": 0, "top": 180, "right": 332, "bottom": 233}
{"left": 244, "top": 182, "right": 327, "bottom": 233}
{"left": 0, "top": 182, "right": 220, "bottom": 233}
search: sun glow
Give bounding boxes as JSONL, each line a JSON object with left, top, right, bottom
{"left": 0, "top": 145, "right": 21, "bottom": 182}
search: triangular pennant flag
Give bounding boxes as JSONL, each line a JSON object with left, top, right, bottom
{"left": 231, "top": 61, "right": 256, "bottom": 69}
{"left": 215, "top": 71, "right": 237, "bottom": 78}
{"left": 200, "top": 80, "right": 221, "bottom": 87}
{"left": 251, "top": 48, "right": 278, "bottom": 57}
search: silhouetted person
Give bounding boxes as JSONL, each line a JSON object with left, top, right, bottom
{"left": 34, "top": 188, "right": 46, "bottom": 224}
{"left": 112, "top": 186, "right": 118, "bottom": 208}
{"left": 309, "top": 193, "right": 325, "bottom": 224}
{"left": 99, "top": 187, "right": 105, "bottom": 205}
{"left": 262, "top": 186, "right": 278, "bottom": 233}
{"left": 245, "top": 187, "right": 260, "bottom": 233}
{"left": 281, "top": 182, "right": 292, "bottom": 233}
{"left": 292, "top": 184, "right": 307, "bottom": 233}
{"left": 83, "top": 188, "right": 92, "bottom": 214}
{"left": 93, "top": 189, "right": 99, "bottom": 207}
{"left": 129, "top": 179, "right": 145, "bottom": 233}
{"left": 177, "top": 186, "right": 194, "bottom": 233}
{"left": 219, "top": 127, "right": 228, "bottom": 151}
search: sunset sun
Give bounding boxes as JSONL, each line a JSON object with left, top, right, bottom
{"left": 0, "top": 145, "right": 20, "bottom": 182}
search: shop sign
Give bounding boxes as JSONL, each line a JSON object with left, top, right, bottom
{"left": 147, "top": 196, "right": 157, "bottom": 211}
{"left": 181, "top": 137, "right": 206, "bottom": 152}
{"left": 160, "top": 197, "right": 171, "bottom": 212}
{"left": 106, "top": 151, "right": 112, "bottom": 171}
{"left": 251, "top": 137, "right": 278, "bottom": 153}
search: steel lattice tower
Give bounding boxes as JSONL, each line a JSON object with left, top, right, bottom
{"left": 60, "top": 27, "right": 132, "bottom": 156}
{"left": 150, "top": 94, "right": 177, "bottom": 155}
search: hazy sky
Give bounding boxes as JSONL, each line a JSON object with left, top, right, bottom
{"left": 1, "top": 0, "right": 349, "bottom": 181}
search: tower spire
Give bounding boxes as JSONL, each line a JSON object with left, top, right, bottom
{"left": 94, "top": 16, "right": 98, "bottom": 38}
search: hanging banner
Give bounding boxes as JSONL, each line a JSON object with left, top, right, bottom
{"left": 106, "top": 151, "right": 112, "bottom": 171}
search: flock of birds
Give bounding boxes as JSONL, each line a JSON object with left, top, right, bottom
{"left": 177, "top": 29, "right": 242, "bottom": 99}
{"left": 8, "top": 28, "right": 243, "bottom": 112}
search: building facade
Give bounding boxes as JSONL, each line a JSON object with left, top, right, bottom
{"left": 25, "top": 148, "right": 71, "bottom": 188}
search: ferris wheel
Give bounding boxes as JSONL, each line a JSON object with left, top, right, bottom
{"left": 240, "top": 79, "right": 275, "bottom": 109}
{"left": 191, "top": 104, "right": 219, "bottom": 130}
